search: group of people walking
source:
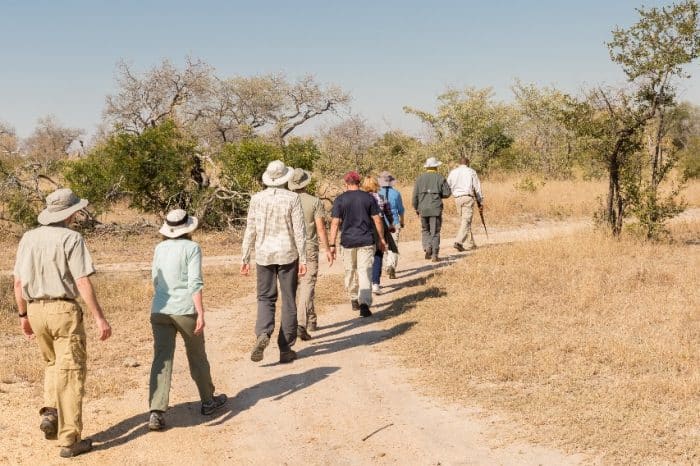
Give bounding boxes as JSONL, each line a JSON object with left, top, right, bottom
{"left": 11, "top": 155, "right": 481, "bottom": 458}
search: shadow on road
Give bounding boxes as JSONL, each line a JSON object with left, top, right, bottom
{"left": 91, "top": 366, "right": 340, "bottom": 450}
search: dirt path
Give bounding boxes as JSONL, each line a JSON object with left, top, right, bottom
{"left": 4, "top": 213, "right": 698, "bottom": 465}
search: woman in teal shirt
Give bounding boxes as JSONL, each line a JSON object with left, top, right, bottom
{"left": 148, "top": 209, "right": 227, "bottom": 430}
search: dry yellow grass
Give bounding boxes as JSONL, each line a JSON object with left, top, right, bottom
{"left": 383, "top": 228, "right": 700, "bottom": 464}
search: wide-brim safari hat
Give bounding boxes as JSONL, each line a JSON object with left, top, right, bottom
{"left": 37, "top": 188, "right": 89, "bottom": 225}
{"left": 378, "top": 171, "right": 395, "bottom": 187}
{"left": 159, "top": 209, "right": 199, "bottom": 238}
{"left": 262, "top": 160, "right": 294, "bottom": 187}
{"left": 288, "top": 168, "right": 312, "bottom": 190}
{"left": 424, "top": 157, "right": 442, "bottom": 168}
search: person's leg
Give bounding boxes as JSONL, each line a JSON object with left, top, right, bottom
{"left": 454, "top": 196, "right": 468, "bottom": 246}
{"left": 372, "top": 249, "right": 383, "bottom": 285}
{"left": 357, "top": 245, "right": 374, "bottom": 306}
{"left": 255, "top": 264, "right": 278, "bottom": 338}
{"left": 297, "top": 250, "right": 318, "bottom": 330}
{"left": 277, "top": 260, "right": 299, "bottom": 353}
{"left": 171, "top": 314, "right": 215, "bottom": 403}
{"left": 462, "top": 197, "right": 476, "bottom": 248}
{"left": 430, "top": 216, "right": 442, "bottom": 258}
{"left": 421, "top": 216, "right": 431, "bottom": 255}
{"left": 149, "top": 313, "right": 177, "bottom": 412}
{"left": 47, "top": 301, "right": 87, "bottom": 448}
{"left": 342, "top": 246, "right": 359, "bottom": 302}
{"left": 383, "top": 227, "right": 400, "bottom": 274}
{"left": 28, "top": 302, "right": 58, "bottom": 437}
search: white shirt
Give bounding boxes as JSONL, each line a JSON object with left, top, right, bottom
{"left": 447, "top": 165, "right": 483, "bottom": 201}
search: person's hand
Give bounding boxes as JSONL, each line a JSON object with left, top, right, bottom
{"left": 240, "top": 263, "right": 250, "bottom": 276}
{"left": 96, "top": 317, "right": 112, "bottom": 341}
{"left": 379, "top": 239, "right": 388, "bottom": 252}
{"left": 400, "top": 223, "right": 405, "bottom": 229}
{"left": 415, "top": 211, "right": 420, "bottom": 217}
{"left": 389, "top": 226, "right": 396, "bottom": 233}
{"left": 325, "top": 249, "right": 334, "bottom": 266}
{"left": 194, "top": 315, "right": 205, "bottom": 336}
{"left": 298, "top": 263, "right": 307, "bottom": 277}
{"left": 20, "top": 317, "right": 34, "bottom": 340}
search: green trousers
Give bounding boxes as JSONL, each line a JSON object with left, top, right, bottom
{"left": 149, "top": 313, "right": 215, "bottom": 412}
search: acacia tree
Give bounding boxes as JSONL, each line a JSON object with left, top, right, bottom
{"left": 22, "top": 115, "right": 83, "bottom": 172}
{"left": 404, "top": 87, "right": 515, "bottom": 171}
{"left": 568, "top": 0, "right": 700, "bottom": 237}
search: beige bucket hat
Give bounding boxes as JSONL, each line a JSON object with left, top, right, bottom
{"left": 287, "top": 168, "right": 312, "bottom": 190}
{"left": 37, "top": 188, "right": 89, "bottom": 225}
{"left": 378, "top": 171, "right": 395, "bottom": 187}
{"left": 159, "top": 209, "right": 199, "bottom": 238}
{"left": 424, "top": 157, "right": 442, "bottom": 168}
{"left": 262, "top": 160, "right": 294, "bottom": 187}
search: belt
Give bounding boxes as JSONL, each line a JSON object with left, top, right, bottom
{"left": 455, "top": 194, "right": 474, "bottom": 198}
{"left": 28, "top": 297, "right": 77, "bottom": 303}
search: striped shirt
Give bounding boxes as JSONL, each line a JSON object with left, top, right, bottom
{"left": 241, "top": 187, "right": 307, "bottom": 266}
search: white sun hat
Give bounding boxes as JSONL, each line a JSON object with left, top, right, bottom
{"left": 159, "top": 209, "right": 199, "bottom": 238}
{"left": 424, "top": 157, "right": 442, "bottom": 168}
{"left": 262, "top": 160, "right": 294, "bottom": 187}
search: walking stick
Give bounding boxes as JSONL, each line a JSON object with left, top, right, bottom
{"left": 473, "top": 186, "right": 488, "bottom": 239}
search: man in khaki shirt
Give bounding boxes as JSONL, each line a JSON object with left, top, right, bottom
{"left": 13, "top": 188, "right": 111, "bottom": 459}
{"left": 287, "top": 168, "right": 333, "bottom": 339}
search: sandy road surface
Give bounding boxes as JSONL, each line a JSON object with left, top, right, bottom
{"left": 5, "top": 212, "right": 698, "bottom": 465}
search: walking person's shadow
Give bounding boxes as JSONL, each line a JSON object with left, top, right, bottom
{"left": 91, "top": 366, "right": 340, "bottom": 451}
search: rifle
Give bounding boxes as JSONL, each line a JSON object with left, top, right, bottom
{"left": 472, "top": 185, "right": 488, "bottom": 239}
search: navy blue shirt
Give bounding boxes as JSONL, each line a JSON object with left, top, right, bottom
{"left": 331, "top": 190, "right": 380, "bottom": 248}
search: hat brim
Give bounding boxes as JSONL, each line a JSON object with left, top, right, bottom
{"left": 262, "top": 166, "right": 294, "bottom": 187}
{"left": 159, "top": 216, "right": 199, "bottom": 238}
{"left": 37, "top": 199, "right": 89, "bottom": 225}
{"left": 424, "top": 161, "right": 442, "bottom": 168}
{"left": 288, "top": 170, "right": 312, "bottom": 190}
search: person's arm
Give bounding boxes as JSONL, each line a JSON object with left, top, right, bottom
{"left": 329, "top": 217, "right": 341, "bottom": 260}
{"left": 441, "top": 176, "right": 452, "bottom": 199}
{"left": 76, "top": 276, "right": 112, "bottom": 341}
{"left": 188, "top": 245, "right": 205, "bottom": 335}
{"left": 372, "top": 215, "right": 387, "bottom": 252}
{"left": 395, "top": 191, "right": 406, "bottom": 228}
{"left": 240, "top": 197, "right": 257, "bottom": 276}
{"left": 315, "top": 217, "right": 334, "bottom": 266}
{"left": 412, "top": 180, "right": 419, "bottom": 214}
{"left": 13, "top": 277, "right": 33, "bottom": 339}
{"left": 290, "top": 196, "right": 307, "bottom": 276}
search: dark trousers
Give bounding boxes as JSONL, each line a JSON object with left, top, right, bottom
{"left": 421, "top": 216, "right": 442, "bottom": 257}
{"left": 372, "top": 249, "right": 383, "bottom": 284}
{"left": 255, "top": 261, "right": 298, "bottom": 352}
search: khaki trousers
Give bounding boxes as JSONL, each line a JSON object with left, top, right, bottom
{"left": 297, "top": 249, "right": 319, "bottom": 329}
{"left": 28, "top": 300, "right": 87, "bottom": 447}
{"left": 149, "top": 313, "right": 215, "bottom": 412}
{"left": 454, "top": 195, "right": 476, "bottom": 248}
{"left": 383, "top": 226, "right": 401, "bottom": 271}
{"left": 341, "top": 245, "right": 374, "bottom": 306}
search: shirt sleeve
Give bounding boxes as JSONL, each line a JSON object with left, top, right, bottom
{"left": 331, "top": 196, "right": 342, "bottom": 219}
{"left": 291, "top": 195, "right": 307, "bottom": 264}
{"left": 369, "top": 193, "right": 381, "bottom": 216}
{"left": 67, "top": 235, "right": 96, "bottom": 279}
{"left": 395, "top": 191, "right": 405, "bottom": 216}
{"left": 473, "top": 172, "right": 483, "bottom": 202}
{"left": 440, "top": 176, "right": 452, "bottom": 199}
{"left": 187, "top": 244, "right": 204, "bottom": 294}
{"left": 313, "top": 198, "right": 325, "bottom": 219}
{"left": 12, "top": 237, "right": 25, "bottom": 278}
{"left": 241, "top": 196, "right": 257, "bottom": 264}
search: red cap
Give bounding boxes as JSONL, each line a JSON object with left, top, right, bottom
{"left": 343, "top": 171, "right": 361, "bottom": 184}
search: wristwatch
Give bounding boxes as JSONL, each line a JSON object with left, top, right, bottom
{"left": 18, "top": 312, "right": 27, "bottom": 318}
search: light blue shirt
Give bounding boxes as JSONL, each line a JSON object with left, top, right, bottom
{"left": 380, "top": 186, "right": 405, "bottom": 226}
{"left": 151, "top": 239, "right": 204, "bottom": 315}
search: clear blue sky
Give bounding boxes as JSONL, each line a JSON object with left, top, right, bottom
{"left": 1, "top": 0, "right": 698, "bottom": 138}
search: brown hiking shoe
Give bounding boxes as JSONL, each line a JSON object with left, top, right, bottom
{"left": 297, "top": 326, "right": 312, "bottom": 341}
{"left": 431, "top": 256, "right": 440, "bottom": 263}
{"left": 279, "top": 350, "right": 297, "bottom": 364}
{"left": 59, "top": 439, "right": 93, "bottom": 458}
{"left": 424, "top": 249, "right": 432, "bottom": 260}
{"left": 250, "top": 334, "right": 270, "bottom": 362}
{"left": 387, "top": 267, "right": 396, "bottom": 279}
{"left": 40, "top": 409, "right": 58, "bottom": 440}
{"left": 307, "top": 321, "right": 317, "bottom": 332}
{"left": 453, "top": 242, "right": 465, "bottom": 252}
{"left": 351, "top": 299, "right": 360, "bottom": 311}
{"left": 148, "top": 410, "right": 165, "bottom": 431}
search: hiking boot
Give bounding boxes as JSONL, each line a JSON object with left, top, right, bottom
{"left": 148, "top": 410, "right": 165, "bottom": 431}
{"left": 307, "top": 321, "right": 317, "bottom": 332}
{"left": 431, "top": 256, "right": 440, "bottom": 263}
{"left": 351, "top": 299, "right": 360, "bottom": 311}
{"left": 59, "top": 439, "right": 93, "bottom": 458}
{"left": 359, "top": 304, "right": 372, "bottom": 317}
{"left": 387, "top": 267, "right": 396, "bottom": 279}
{"left": 201, "top": 393, "right": 228, "bottom": 415}
{"left": 250, "top": 334, "right": 270, "bottom": 362}
{"left": 424, "top": 248, "right": 432, "bottom": 260}
{"left": 453, "top": 242, "right": 465, "bottom": 252}
{"left": 279, "top": 350, "right": 297, "bottom": 364}
{"left": 297, "top": 326, "right": 313, "bottom": 341}
{"left": 372, "top": 283, "right": 381, "bottom": 295}
{"left": 40, "top": 409, "right": 58, "bottom": 440}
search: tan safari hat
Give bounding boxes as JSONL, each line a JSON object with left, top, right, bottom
{"left": 287, "top": 168, "right": 312, "bottom": 190}
{"left": 37, "top": 188, "right": 89, "bottom": 225}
